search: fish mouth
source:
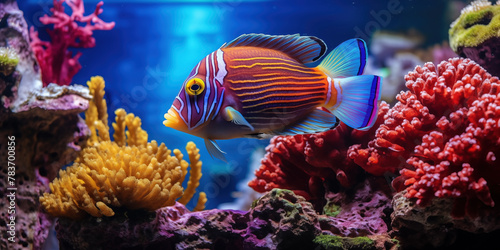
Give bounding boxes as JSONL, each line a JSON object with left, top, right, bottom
{"left": 163, "top": 108, "right": 184, "bottom": 130}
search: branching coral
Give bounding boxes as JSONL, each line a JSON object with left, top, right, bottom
{"left": 29, "top": 0, "right": 115, "bottom": 86}
{"left": 248, "top": 103, "right": 389, "bottom": 200}
{"left": 350, "top": 58, "right": 500, "bottom": 217}
{"left": 400, "top": 91, "right": 500, "bottom": 217}
{"left": 40, "top": 76, "right": 206, "bottom": 219}
{"left": 349, "top": 58, "right": 498, "bottom": 175}
{"left": 85, "top": 75, "right": 108, "bottom": 145}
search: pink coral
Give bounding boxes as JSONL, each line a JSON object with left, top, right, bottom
{"left": 249, "top": 103, "right": 389, "bottom": 200}
{"left": 350, "top": 57, "right": 500, "bottom": 217}
{"left": 29, "top": 0, "right": 115, "bottom": 86}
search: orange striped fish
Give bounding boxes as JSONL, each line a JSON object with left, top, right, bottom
{"left": 163, "top": 34, "right": 382, "bottom": 161}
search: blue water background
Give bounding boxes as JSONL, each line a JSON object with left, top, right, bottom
{"left": 19, "top": 0, "right": 449, "bottom": 209}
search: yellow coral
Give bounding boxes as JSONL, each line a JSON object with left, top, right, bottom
{"left": 177, "top": 142, "right": 203, "bottom": 205}
{"left": 112, "top": 108, "right": 127, "bottom": 146}
{"left": 111, "top": 108, "right": 148, "bottom": 147}
{"left": 193, "top": 192, "right": 207, "bottom": 212}
{"left": 40, "top": 76, "right": 207, "bottom": 219}
{"left": 85, "top": 76, "right": 109, "bottom": 146}
{"left": 125, "top": 112, "right": 148, "bottom": 147}
{"left": 40, "top": 140, "right": 193, "bottom": 218}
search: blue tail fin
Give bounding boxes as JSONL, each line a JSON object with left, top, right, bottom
{"left": 331, "top": 75, "right": 381, "bottom": 130}
{"left": 317, "top": 38, "right": 367, "bottom": 78}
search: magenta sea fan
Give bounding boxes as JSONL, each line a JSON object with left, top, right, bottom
{"left": 29, "top": 0, "right": 115, "bottom": 86}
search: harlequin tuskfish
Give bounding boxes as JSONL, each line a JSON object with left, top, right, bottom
{"left": 164, "top": 34, "right": 382, "bottom": 161}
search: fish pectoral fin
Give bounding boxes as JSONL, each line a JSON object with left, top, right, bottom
{"left": 273, "top": 108, "right": 339, "bottom": 136}
{"left": 244, "top": 133, "right": 274, "bottom": 139}
{"left": 224, "top": 106, "right": 255, "bottom": 131}
{"left": 205, "top": 139, "right": 227, "bottom": 162}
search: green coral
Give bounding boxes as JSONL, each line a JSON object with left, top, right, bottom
{"left": 313, "top": 234, "right": 375, "bottom": 250}
{"left": 391, "top": 238, "right": 400, "bottom": 248}
{"left": 251, "top": 198, "right": 259, "bottom": 209}
{"left": 314, "top": 235, "right": 344, "bottom": 249}
{"left": 252, "top": 188, "right": 298, "bottom": 209}
{"left": 449, "top": 0, "right": 500, "bottom": 50}
{"left": 323, "top": 202, "right": 341, "bottom": 217}
{"left": 0, "top": 47, "right": 19, "bottom": 75}
{"left": 268, "top": 189, "right": 303, "bottom": 217}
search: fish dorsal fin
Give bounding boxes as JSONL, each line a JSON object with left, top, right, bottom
{"left": 318, "top": 38, "right": 368, "bottom": 78}
{"left": 273, "top": 108, "right": 339, "bottom": 136}
{"left": 222, "top": 33, "right": 327, "bottom": 64}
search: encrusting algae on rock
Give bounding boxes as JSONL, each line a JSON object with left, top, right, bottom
{"left": 449, "top": 0, "right": 500, "bottom": 75}
{"left": 0, "top": 47, "right": 19, "bottom": 75}
{"left": 449, "top": 0, "right": 500, "bottom": 50}
{"left": 40, "top": 76, "right": 207, "bottom": 219}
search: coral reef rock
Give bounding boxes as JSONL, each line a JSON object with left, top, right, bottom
{"left": 449, "top": 0, "right": 500, "bottom": 76}
{"left": 392, "top": 191, "right": 500, "bottom": 248}
{"left": 0, "top": 1, "right": 91, "bottom": 249}
{"left": 0, "top": 80, "right": 89, "bottom": 250}
{"left": 0, "top": 0, "right": 42, "bottom": 109}
{"left": 56, "top": 189, "right": 397, "bottom": 250}
{"left": 322, "top": 177, "right": 393, "bottom": 238}
{"left": 0, "top": 47, "right": 19, "bottom": 76}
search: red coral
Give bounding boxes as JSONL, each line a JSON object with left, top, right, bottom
{"left": 29, "top": 0, "right": 115, "bottom": 86}
{"left": 349, "top": 58, "right": 498, "bottom": 175}
{"left": 350, "top": 57, "right": 500, "bottom": 217}
{"left": 402, "top": 92, "right": 500, "bottom": 217}
{"left": 249, "top": 103, "right": 389, "bottom": 200}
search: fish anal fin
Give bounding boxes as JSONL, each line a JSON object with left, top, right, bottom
{"left": 204, "top": 139, "right": 227, "bottom": 162}
{"left": 273, "top": 108, "right": 339, "bottom": 136}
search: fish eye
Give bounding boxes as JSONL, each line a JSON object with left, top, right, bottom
{"left": 185, "top": 78, "right": 205, "bottom": 96}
